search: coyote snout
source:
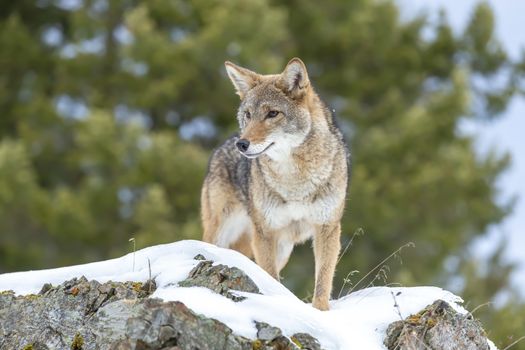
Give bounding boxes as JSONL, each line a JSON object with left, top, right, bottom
{"left": 201, "top": 58, "right": 349, "bottom": 311}
{"left": 235, "top": 138, "right": 275, "bottom": 158}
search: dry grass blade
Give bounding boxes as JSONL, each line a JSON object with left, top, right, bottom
{"left": 337, "top": 227, "right": 364, "bottom": 266}
{"left": 337, "top": 270, "right": 360, "bottom": 298}
{"left": 349, "top": 242, "right": 415, "bottom": 294}
{"left": 469, "top": 301, "right": 492, "bottom": 316}
{"left": 503, "top": 336, "right": 525, "bottom": 350}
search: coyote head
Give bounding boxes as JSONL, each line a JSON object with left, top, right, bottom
{"left": 225, "top": 58, "right": 313, "bottom": 160}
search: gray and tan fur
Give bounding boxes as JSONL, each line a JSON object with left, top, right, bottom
{"left": 201, "top": 58, "right": 349, "bottom": 310}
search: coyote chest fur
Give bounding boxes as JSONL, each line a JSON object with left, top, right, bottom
{"left": 201, "top": 58, "right": 349, "bottom": 311}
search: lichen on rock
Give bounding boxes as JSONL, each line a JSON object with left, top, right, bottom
{"left": 177, "top": 255, "right": 260, "bottom": 301}
{"left": 384, "top": 299, "right": 491, "bottom": 350}
{"left": 0, "top": 252, "right": 491, "bottom": 350}
{"left": 0, "top": 259, "right": 319, "bottom": 350}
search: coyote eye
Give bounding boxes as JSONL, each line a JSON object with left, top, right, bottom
{"left": 266, "top": 110, "right": 279, "bottom": 119}
{"left": 244, "top": 111, "right": 251, "bottom": 119}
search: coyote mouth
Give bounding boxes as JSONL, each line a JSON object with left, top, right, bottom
{"left": 243, "top": 142, "right": 275, "bottom": 159}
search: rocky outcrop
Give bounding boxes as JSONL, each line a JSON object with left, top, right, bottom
{"left": 0, "top": 255, "right": 321, "bottom": 350}
{"left": 0, "top": 253, "right": 492, "bottom": 350}
{"left": 384, "top": 299, "right": 491, "bottom": 350}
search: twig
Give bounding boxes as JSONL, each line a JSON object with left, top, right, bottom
{"left": 349, "top": 242, "right": 415, "bottom": 293}
{"left": 129, "top": 237, "right": 136, "bottom": 272}
{"left": 337, "top": 227, "right": 364, "bottom": 265}
{"left": 469, "top": 301, "right": 492, "bottom": 316}
{"left": 338, "top": 270, "right": 360, "bottom": 298}
{"left": 363, "top": 265, "right": 390, "bottom": 290}
{"left": 301, "top": 290, "right": 313, "bottom": 304}
{"left": 336, "top": 228, "right": 365, "bottom": 298}
{"left": 147, "top": 258, "right": 153, "bottom": 294}
{"left": 503, "top": 336, "right": 525, "bottom": 350}
{"left": 391, "top": 290, "right": 404, "bottom": 320}
{"left": 413, "top": 332, "right": 433, "bottom": 350}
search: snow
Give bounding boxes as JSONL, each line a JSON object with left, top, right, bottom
{"left": 0, "top": 240, "right": 497, "bottom": 350}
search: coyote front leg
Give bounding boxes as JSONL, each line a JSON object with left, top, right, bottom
{"left": 312, "top": 223, "right": 341, "bottom": 311}
{"left": 251, "top": 227, "right": 279, "bottom": 280}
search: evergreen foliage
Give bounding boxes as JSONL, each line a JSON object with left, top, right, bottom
{"left": 0, "top": 0, "right": 523, "bottom": 347}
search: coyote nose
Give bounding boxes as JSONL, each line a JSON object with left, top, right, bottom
{"left": 236, "top": 139, "right": 250, "bottom": 153}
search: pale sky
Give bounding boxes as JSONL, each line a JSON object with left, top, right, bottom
{"left": 399, "top": 0, "right": 525, "bottom": 289}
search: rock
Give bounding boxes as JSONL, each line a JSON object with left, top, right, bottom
{"left": 0, "top": 277, "right": 158, "bottom": 350}
{"left": 2, "top": 255, "right": 488, "bottom": 350}
{"left": 108, "top": 299, "right": 254, "bottom": 350}
{"left": 178, "top": 258, "right": 260, "bottom": 301}
{"left": 384, "top": 299, "right": 491, "bottom": 350}
{"left": 291, "top": 333, "right": 322, "bottom": 350}
{"left": 256, "top": 322, "right": 283, "bottom": 341}
{"left": 193, "top": 254, "right": 207, "bottom": 261}
{"left": 0, "top": 259, "right": 317, "bottom": 350}
{"left": 38, "top": 283, "right": 53, "bottom": 295}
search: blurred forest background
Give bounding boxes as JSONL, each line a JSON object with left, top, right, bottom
{"left": 0, "top": 0, "right": 524, "bottom": 347}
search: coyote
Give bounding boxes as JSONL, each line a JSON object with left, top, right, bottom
{"left": 201, "top": 58, "right": 349, "bottom": 310}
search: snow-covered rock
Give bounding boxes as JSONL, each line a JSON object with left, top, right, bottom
{"left": 0, "top": 240, "right": 496, "bottom": 349}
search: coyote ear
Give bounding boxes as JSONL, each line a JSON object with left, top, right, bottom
{"left": 280, "top": 58, "right": 310, "bottom": 98}
{"left": 225, "top": 61, "right": 260, "bottom": 99}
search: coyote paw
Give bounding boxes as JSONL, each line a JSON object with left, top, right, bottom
{"left": 312, "top": 298, "right": 330, "bottom": 311}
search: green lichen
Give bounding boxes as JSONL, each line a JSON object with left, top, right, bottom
{"left": 131, "top": 282, "right": 143, "bottom": 292}
{"left": 24, "top": 294, "right": 40, "bottom": 300}
{"left": 291, "top": 336, "right": 303, "bottom": 348}
{"left": 426, "top": 318, "right": 437, "bottom": 328}
{"left": 22, "top": 345, "right": 34, "bottom": 350}
{"left": 71, "top": 333, "right": 84, "bottom": 350}
{"left": 0, "top": 290, "right": 14, "bottom": 296}
{"left": 252, "top": 339, "right": 263, "bottom": 350}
